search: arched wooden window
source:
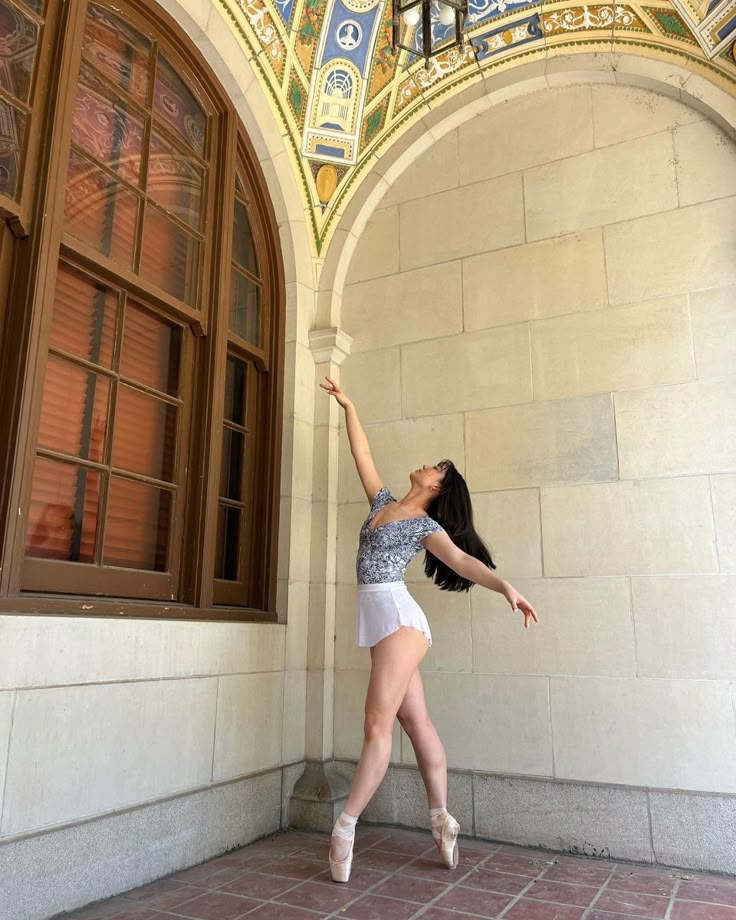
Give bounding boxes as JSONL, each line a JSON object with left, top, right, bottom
{"left": 0, "top": 0, "right": 284, "bottom": 620}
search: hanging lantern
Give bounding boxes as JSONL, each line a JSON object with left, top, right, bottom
{"left": 392, "top": 0, "right": 469, "bottom": 68}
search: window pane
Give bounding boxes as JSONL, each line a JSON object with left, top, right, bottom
{"left": 104, "top": 476, "right": 171, "bottom": 570}
{"left": 233, "top": 198, "right": 258, "bottom": 275}
{"left": 112, "top": 386, "right": 177, "bottom": 481}
{"left": 25, "top": 457, "right": 101, "bottom": 562}
{"left": 219, "top": 428, "right": 243, "bottom": 500}
{"left": 224, "top": 355, "right": 246, "bottom": 425}
{"left": 18, "top": 0, "right": 43, "bottom": 14}
{"left": 0, "top": 0, "right": 39, "bottom": 104}
{"left": 0, "top": 98, "right": 27, "bottom": 199}
{"left": 153, "top": 53, "right": 206, "bottom": 157}
{"left": 50, "top": 264, "right": 118, "bottom": 368}
{"left": 38, "top": 357, "right": 109, "bottom": 462}
{"left": 229, "top": 268, "right": 261, "bottom": 346}
{"left": 73, "top": 65, "right": 146, "bottom": 186}
{"left": 147, "top": 131, "right": 204, "bottom": 230}
{"left": 139, "top": 203, "right": 200, "bottom": 305}
{"left": 83, "top": 3, "right": 151, "bottom": 102}
{"left": 215, "top": 504, "right": 240, "bottom": 580}
{"left": 119, "top": 303, "right": 180, "bottom": 395}
{"left": 64, "top": 148, "right": 140, "bottom": 267}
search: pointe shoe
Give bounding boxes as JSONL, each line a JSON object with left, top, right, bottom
{"left": 329, "top": 833, "right": 354, "bottom": 882}
{"left": 434, "top": 812, "right": 460, "bottom": 869}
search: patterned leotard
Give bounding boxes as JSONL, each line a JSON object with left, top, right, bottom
{"left": 356, "top": 487, "right": 445, "bottom": 584}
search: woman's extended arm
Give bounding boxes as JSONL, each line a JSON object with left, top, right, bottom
{"left": 422, "top": 530, "right": 539, "bottom": 629}
{"left": 320, "top": 376, "right": 384, "bottom": 502}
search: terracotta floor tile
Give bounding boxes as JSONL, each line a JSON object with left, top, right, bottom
{"left": 168, "top": 890, "right": 261, "bottom": 919}
{"left": 354, "top": 848, "right": 414, "bottom": 872}
{"left": 65, "top": 902, "right": 162, "bottom": 920}
{"left": 274, "top": 878, "right": 359, "bottom": 912}
{"left": 503, "top": 898, "right": 587, "bottom": 920}
{"left": 525, "top": 879, "right": 599, "bottom": 908}
{"left": 218, "top": 870, "right": 300, "bottom": 899}
{"left": 678, "top": 882, "right": 736, "bottom": 907}
{"left": 262, "top": 856, "right": 325, "bottom": 880}
{"left": 542, "top": 865, "right": 613, "bottom": 887}
{"left": 482, "top": 855, "right": 548, "bottom": 877}
{"left": 371, "top": 873, "right": 450, "bottom": 903}
{"left": 372, "top": 832, "right": 436, "bottom": 856}
{"left": 671, "top": 902, "right": 736, "bottom": 920}
{"left": 310, "top": 865, "right": 388, "bottom": 890}
{"left": 243, "top": 904, "right": 325, "bottom": 919}
{"left": 594, "top": 889, "right": 670, "bottom": 918}
{"left": 606, "top": 874, "right": 677, "bottom": 897}
{"left": 168, "top": 865, "right": 249, "bottom": 889}
{"left": 399, "top": 855, "right": 473, "bottom": 880}
{"left": 588, "top": 911, "right": 661, "bottom": 920}
{"left": 461, "top": 867, "right": 532, "bottom": 896}
{"left": 434, "top": 885, "right": 513, "bottom": 917}
{"left": 121, "top": 880, "right": 208, "bottom": 910}
{"left": 340, "top": 893, "right": 423, "bottom": 919}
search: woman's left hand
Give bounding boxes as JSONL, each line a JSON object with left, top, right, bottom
{"left": 504, "top": 586, "right": 539, "bottom": 629}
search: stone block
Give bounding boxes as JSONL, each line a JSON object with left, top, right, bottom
{"left": 615, "top": 377, "right": 736, "bottom": 478}
{"left": 2, "top": 678, "right": 218, "bottom": 835}
{"left": 690, "top": 285, "right": 736, "bottom": 379}
{"left": 712, "top": 475, "right": 736, "bottom": 572}
{"left": 550, "top": 676, "right": 736, "bottom": 792}
{"left": 399, "top": 173, "right": 524, "bottom": 272}
{"left": 401, "top": 326, "right": 531, "bottom": 417}
{"left": 342, "top": 261, "right": 462, "bottom": 353}
{"left": 412, "top": 673, "right": 552, "bottom": 775}
{"left": 466, "top": 394, "right": 617, "bottom": 491}
{"left": 463, "top": 230, "right": 607, "bottom": 331}
{"left": 347, "top": 206, "right": 400, "bottom": 284}
{"left": 471, "top": 576, "right": 635, "bottom": 677}
{"left": 458, "top": 85, "right": 594, "bottom": 186}
{"left": 591, "top": 84, "right": 702, "bottom": 148}
{"left": 632, "top": 575, "right": 736, "bottom": 679}
{"left": 541, "top": 478, "right": 718, "bottom": 576}
{"left": 474, "top": 773, "right": 653, "bottom": 862}
{"left": 532, "top": 296, "right": 694, "bottom": 400}
{"left": 649, "top": 789, "right": 736, "bottom": 875}
{"left": 674, "top": 119, "right": 736, "bottom": 208}
{"left": 213, "top": 672, "right": 284, "bottom": 781}
{"left": 604, "top": 197, "right": 736, "bottom": 305}
{"left": 341, "top": 348, "right": 402, "bottom": 424}
{"left": 380, "top": 130, "right": 459, "bottom": 208}
{"left": 282, "top": 669, "right": 307, "bottom": 763}
{"left": 471, "top": 489, "right": 543, "bottom": 577}
{"left": 525, "top": 132, "right": 677, "bottom": 241}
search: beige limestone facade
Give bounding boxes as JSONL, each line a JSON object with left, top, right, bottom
{"left": 1, "top": 3, "right": 736, "bottom": 918}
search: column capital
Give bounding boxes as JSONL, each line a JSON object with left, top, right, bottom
{"left": 308, "top": 327, "right": 352, "bottom": 366}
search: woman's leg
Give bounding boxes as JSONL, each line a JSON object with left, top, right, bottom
{"left": 330, "top": 626, "right": 429, "bottom": 861}
{"left": 396, "top": 669, "right": 448, "bottom": 810}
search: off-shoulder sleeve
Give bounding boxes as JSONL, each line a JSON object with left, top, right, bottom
{"left": 370, "top": 486, "right": 393, "bottom": 511}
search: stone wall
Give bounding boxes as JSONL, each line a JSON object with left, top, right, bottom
{"left": 336, "top": 83, "right": 736, "bottom": 869}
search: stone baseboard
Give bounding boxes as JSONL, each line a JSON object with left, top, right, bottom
{"left": 333, "top": 760, "right": 736, "bottom": 876}
{"left": 1, "top": 764, "right": 304, "bottom": 920}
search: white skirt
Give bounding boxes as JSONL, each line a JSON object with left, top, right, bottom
{"left": 356, "top": 582, "right": 433, "bottom": 648}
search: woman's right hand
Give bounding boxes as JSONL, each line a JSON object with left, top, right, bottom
{"left": 320, "top": 375, "right": 352, "bottom": 409}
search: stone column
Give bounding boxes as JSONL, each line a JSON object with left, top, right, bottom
{"left": 289, "top": 326, "right": 353, "bottom": 832}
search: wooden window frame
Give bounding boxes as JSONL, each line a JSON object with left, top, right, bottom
{"left": 0, "top": 0, "right": 285, "bottom": 622}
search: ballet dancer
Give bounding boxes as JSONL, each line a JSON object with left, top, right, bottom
{"left": 320, "top": 375, "right": 539, "bottom": 882}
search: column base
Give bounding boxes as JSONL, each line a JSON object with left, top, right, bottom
{"left": 289, "top": 760, "right": 352, "bottom": 834}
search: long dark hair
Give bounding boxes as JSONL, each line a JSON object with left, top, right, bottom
{"left": 424, "top": 460, "right": 495, "bottom": 592}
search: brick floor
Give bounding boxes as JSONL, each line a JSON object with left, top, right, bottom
{"left": 60, "top": 826, "right": 736, "bottom": 920}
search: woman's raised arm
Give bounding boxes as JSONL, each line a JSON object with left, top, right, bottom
{"left": 320, "top": 376, "right": 384, "bottom": 503}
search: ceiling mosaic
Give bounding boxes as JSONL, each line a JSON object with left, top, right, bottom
{"left": 219, "top": 0, "right": 736, "bottom": 254}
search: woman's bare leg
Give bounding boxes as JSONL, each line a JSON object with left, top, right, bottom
{"left": 330, "top": 627, "right": 429, "bottom": 861}
{"left": 396, "top": 669, "right": 448, "bottom": 810}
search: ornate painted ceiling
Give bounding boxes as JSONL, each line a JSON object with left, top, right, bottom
{"left": 218, "top": 0, "right": 736, "bottom": 254}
